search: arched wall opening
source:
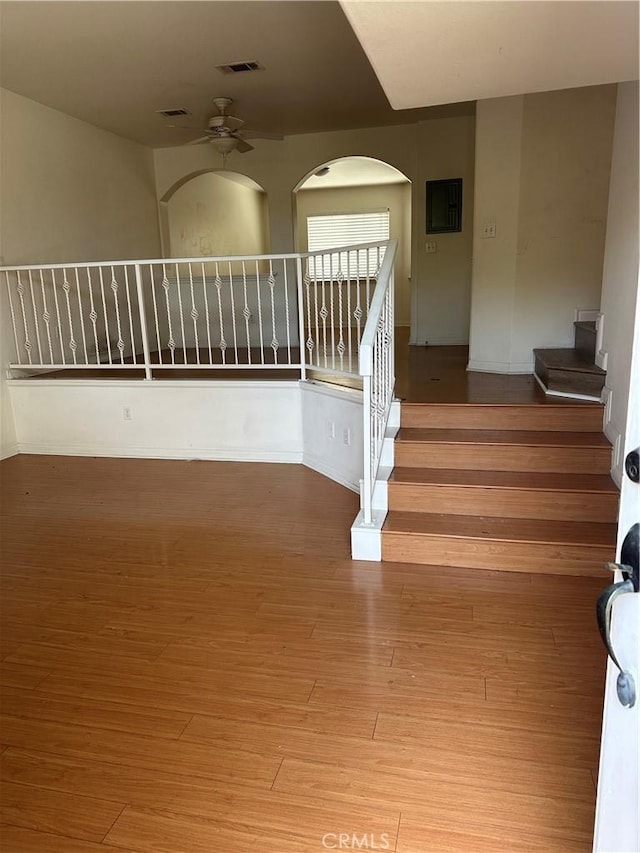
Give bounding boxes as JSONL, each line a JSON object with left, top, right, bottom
{"left": 292, "top": 156, "right": 412, "bottom": 327}
{"left": 159, "top": 170, "right": 270, "bottom": 259}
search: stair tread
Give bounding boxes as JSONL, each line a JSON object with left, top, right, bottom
{"left": 397, "top": 428, "right": 610, "bottom": 447}
{"left": 383, "top": 511, "right": 616, "bottom": 546}
{"left": 533, "top": 348, "right": 605, "bottom": 375}
{"left": 389, "top": 467, "right": 618, "bottom": 493}
{"left": 574, "top": 321, "right": 597, "bottom": 332}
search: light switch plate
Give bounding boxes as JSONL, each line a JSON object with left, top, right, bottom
{"left": 482, "top": 222, "right": 496, "bottom": 238}
{"left": 425, "top": 241, "right": 437, "bottom": 254}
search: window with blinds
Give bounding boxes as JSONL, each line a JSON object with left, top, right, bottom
{"left": 306, "top": 211, "right": 389, "bottom": 278}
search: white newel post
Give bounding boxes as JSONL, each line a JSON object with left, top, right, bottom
{"left": 134, "top": 264, "right": 153, "bottom": 380}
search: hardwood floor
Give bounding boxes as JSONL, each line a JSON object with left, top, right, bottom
{"left": 1, "top": 455, "right": 606, "bottom": 851}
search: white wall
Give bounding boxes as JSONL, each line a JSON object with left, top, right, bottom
{"left": 599, "top": 82, "right": 639, "bottom": 485}
{"left": 166, "top": 171, "right": 269, "bottom": 258}
{"left": 9, "top": 380, "right": 303, "bottom": 463}
{"left": 301, "top": 382, "right": 363, "bottom": 492}
{"left": 153, "top": 115, "right": 476, "bottom": 347}
{"left": 295, "top": 182, "right": 412, "bottom": 326}
{"left": 0, "top": 88, "right": 161, "bottom": 457}
{"left": 469, "top": 84, "right": 617, "bottom": 373}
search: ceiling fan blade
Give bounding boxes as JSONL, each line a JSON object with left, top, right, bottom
{"left": 186, "top": 136, "right": 214, "bottom": 146}
{"left": 235, "top": 138, "right": 254, "bottom": 154}
{"left": 241, "top": 129, "right": 284, "bottom": 141}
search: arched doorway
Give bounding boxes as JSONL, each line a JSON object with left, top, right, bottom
{"left": 292, "top": 156, "right": 412, "bottom": 328}
{"left": 160, "top": 170, "right": 270, "bottom": 259}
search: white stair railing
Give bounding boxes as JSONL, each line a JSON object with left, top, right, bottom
{"left": 359, "top": 239, "right": 397, "bottom": 525}
{"left": 2, "top": 242, "right": 391, "bottom": 383}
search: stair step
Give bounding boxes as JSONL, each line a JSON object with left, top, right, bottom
{"left": 395, "top": 428, "right": 611, "bottom": 473}
{"left": 389, "top": 467, "right": 618, "bottom": 522}
{"left": 534, "top": 349, "right": 605, "bottom": 398}
{"left": 382, "top": 511, "right": 616, "bottom": 576}
{"left": 400, "top": 402, "right": 603, "bottom": 431}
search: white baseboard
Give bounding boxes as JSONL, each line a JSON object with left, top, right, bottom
{"left": 467, "top": 359, "right": 533, "bottom": 375}
{"left": 1, "top": 444, "right": 19, "bottom": 460}
{"left": 302, "top": 453, "right": 359, "bottom": 493}
{"left": 16, "top": 444, "right": 303, "bottom": 464}
{"left": 604, "top": 421, "right": 623, "bottom": 487}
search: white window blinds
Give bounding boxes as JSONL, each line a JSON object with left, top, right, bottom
{"left": 306, "top": 211, "right": 389, "bottom": 278}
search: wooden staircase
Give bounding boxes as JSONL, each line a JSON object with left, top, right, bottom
{"left": 534, "top": 320, "right": 606, "bottom": 400}
{"left": 382, "top": 402, "right": 618, "bottom": 576}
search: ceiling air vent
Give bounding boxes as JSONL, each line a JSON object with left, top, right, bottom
{"left": 156, "top": 108, "right": 191, "bottom": 118}
{"left": 215, "top": 60, "right": 264, "bottom": 74}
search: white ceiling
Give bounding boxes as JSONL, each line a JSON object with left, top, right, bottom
{"left": 341, "top": 1, "right": 639, "bottom": 109}
{"left": 299, "top": 156, "right": 410, "bottom": 190}
{"left": 0, "top": 1, "right": 474, "bottom": 148}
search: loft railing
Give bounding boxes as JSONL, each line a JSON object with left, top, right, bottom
{"left": 2, "top": 242, "right": 389, "bottom": 381}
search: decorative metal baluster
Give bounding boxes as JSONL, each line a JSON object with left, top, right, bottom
{"left": 365, "top": 250, "right": 372, "bottom": 322}
{"left": 268, "top": 260, "right": 278, "bottom": 364}
{"left": 336, "top": 254, "right": 346, "bottom": 372}
{"left": 188, "top": 263, "right": 200, "bottom": 365}
{"left": 109, "top": 266, "right": 125, "bottom": 364}
{"left": 320, "top": 254, "right": 328, "bottom": 368}
{"left": 149, "top": 265, "right": 162, "bottom": 361}
{"left": 98, "top": 266, "right": 112, "bottom": 364}
{"left": 16, "top": 272, "right": 33, "bottom": 364}
{"left": 62, "top": 269, "right": 78, "bottom": 365}
{"left": 312, "top": 258, "right": 320, "bottom": 367}
{"left": 255, "top": 260, "right": 265, "bottom": 365}
{"left": 86, "top": 268, "right": 100, "bottom": 363}
{"left": 354, "top": 250, "right": 363, "bottom": 359}
{"left": 329, "top": 253, "right": 337, "bottom": 370}
{"left": 5, "top": 272, "right": 21, "bottom": 365}
{"left": 39, "top": 271, "right": 54, "bottom": 364}
{"left": 202, "top": 262, "right": 213, "bottom": 365}
{"left": 283, "top": 259, "right": 292, "bottom": 365}
{"left": 228, "top": 261, "right": 238, "bottom": 364}
{"left": 27, "top": 271, "right": 43, "bottom": 364}
{"left": 213, "top": 263, "right": 226, "bottom": 365}
{"left": 241, "top": 261, "right": 251, "bottom": 364}
{"left": 161, "top": 263, "right": 175, "bottom": 366}
{"left": 51, "top": 268, "right": 65, "bottom": 364}
{"left": 174, "top": 263, "right": 187, "bottom": 364}
{"left": 346, "top": 251, "right": 353, "bottom": 372}
{"left": 123, "top": 266, "right": 137, "bottom": 364}
{"left": 304, "top": 266, "right": 314, "bottom": 369}
{"left": 74, "top": 268, "right": 89, "bottom": 364}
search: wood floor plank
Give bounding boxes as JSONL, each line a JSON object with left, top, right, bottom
{"left": 1, "top": 780, "right": 125, "bottom": 842}
{"left": 2, "top": 748, "right": 399, "bottom": 850}
{"left": 0, "top": 716, "right": 282, "bottom": 789}
{"left": 0, "top": 687, "right": 191, "bottom": 739}
{"left": 273, "top": 758, "right": 595, "bottom": 843}
{"left": 0, "top": 825, "right": 142, "bottom": 853}
{"left": 104, "top": 805, "right": 334, "bottom": 853}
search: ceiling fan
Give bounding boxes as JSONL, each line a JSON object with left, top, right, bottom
{"left": 169, "top": 97, "right": 282, "bottom": 156}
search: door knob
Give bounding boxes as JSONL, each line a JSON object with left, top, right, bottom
{"left": 596, "top": 524, "right": 639, "bottom": 709}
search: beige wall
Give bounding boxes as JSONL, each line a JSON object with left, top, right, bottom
{"left": 166, "top": 172, "right": 269, "bottom": 259}
{"left": 599, "top": 82, "right": 639, "bottom": 484}
{"left": 153, "top": 114, "right": 476, "bottom": 346}
{"left": 469, "top": 84, "right": 617, "bottom": 372}
{"left": 295, "top": 182, "right": 412, "bottom": 325}
{"left": 0, "top": 88, "right": 161, "bottom": 458}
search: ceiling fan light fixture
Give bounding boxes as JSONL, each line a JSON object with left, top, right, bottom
{"left": 210, "top": 136, "right": 239, "bottom": 154}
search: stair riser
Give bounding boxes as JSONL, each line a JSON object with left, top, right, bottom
{"left": 574, "top": 324, "right": 597, "bottom": 362}
{"left": 546, "top": 368, "right": 605, "bottom": 397}
{"left": 388, "top": 483, "right": 618, "bottom": 523}
{"left": 382, "top": 533, "right": 611, "bottom": 577}
{"left": 401, "top": 404, "right": 603, "bottom": 432}
{"left": 395, "top": 443, "right": 611, "bottom": 474}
